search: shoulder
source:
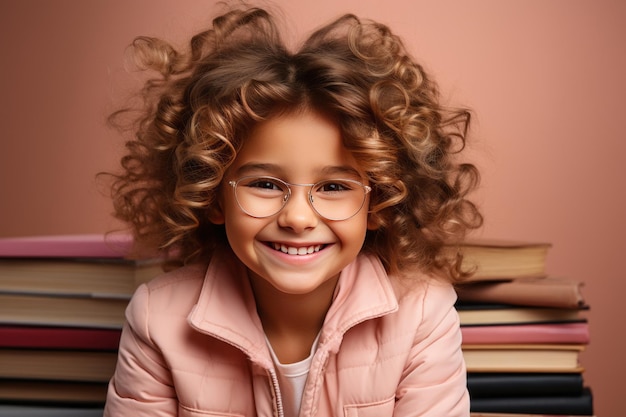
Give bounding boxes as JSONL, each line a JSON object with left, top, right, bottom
{"left": 144, "top": 262, "right": 207, "bottom": 294}
{"left": 389, "top": 274, "right": 459, "bottom": 335}
{"left": 127, "top": 263, "right": 208, "bottom": 323}
{"left": 391, "top": 272, "right": 457, "bottom": 309}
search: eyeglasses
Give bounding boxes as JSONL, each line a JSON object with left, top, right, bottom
{"left": 228, "top": 176, "right": 372, "bottom": 221}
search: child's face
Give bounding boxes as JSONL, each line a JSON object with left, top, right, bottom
{"left": 216, "top": 110, "right": 370, "bottom": 296}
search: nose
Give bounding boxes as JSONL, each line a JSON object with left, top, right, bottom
{"left": 277, "top": 188, "right": 319, "bottom": 232}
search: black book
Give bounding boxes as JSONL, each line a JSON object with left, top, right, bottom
{"left": 467, "top": 372, "right": 584, "bottom": 398}
{"left": 470, "top": 387, "right": 593, "bottom": 416}
{"left": 0, "top": 404, "right": 104, "bottom": 417}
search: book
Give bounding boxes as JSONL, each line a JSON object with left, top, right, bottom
{"left": 462, "top": 344, "right": 585, "bottom": 373}
{"left": 0, "top": 325, "right": 122, "bottom": 350}
{"left": 0, "top": 404, "right": 105, "bottom": 417}
{"left": 0, "top": 379, "right": 108, "bottom": 404}
{"left": 471, "top": 413, "right": 595, "bottom": 417}
{"left": 467, "top": 373, "right": 585, "bottom": 398}
{"left": 0, "top": 257, "right": 161, "bottom": 298}
{"left": 0, "top": 348, "right": 117, "bottom": 382}
{"left": 0, "top": 292, "right": 128, "bottom": 328}
{"left": 0, "top": 234, "right": 161, "bottom": 304}
{"left": 458, "top": 240, "right": 551, "bottom": 282}
{"left": 461, "top": 322, "right": 590, "bottom": 345}
{"left": 456, "top": 303, "right": 587, "bottom": 326}
{"left": 470, "top": 387, "right": 593, "bottom": 415}
{"left": 455, "top": 277, "right": 586, "bottom": 309}
{"left": 0, "top": 233, "right": 133, "bottom": 258}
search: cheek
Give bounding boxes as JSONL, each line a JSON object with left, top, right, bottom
{"left": 222, "top": 208, "right": 269, "bottom": 259}
{"left": 224, "top": 215, "right": 255, "bottom": 242}
{"left": 337, "top": 216, "right": 369, "bottom": 245}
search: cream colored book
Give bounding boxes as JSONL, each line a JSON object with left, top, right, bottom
{"left": 458, "top": 240, "right": 552, "bottom": 282}
{"left": 462, "top": 343, "right": 585, "bottom": 373}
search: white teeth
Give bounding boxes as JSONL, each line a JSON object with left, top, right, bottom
{"left": 272, "top": 243, "right": 322, "bottom": 255}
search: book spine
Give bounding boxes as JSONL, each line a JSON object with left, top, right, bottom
{"left": 456, "top": 278, "right": 584, "bottom": 309}
{"left": 0, "top": 233, "right": 132, "bottom": 258}
{"left": 467, "top": 372, "right": 584, "bottom": 398}
{"left": 0, "top": 326, "right": 122, "bottom": 350}
{"left": 470, "top": 412, "right": 596, "bottom": 417}
{"left": 470, "top": 387, "right": 593, "bottom": 415}
{"left": 461, "top": 322, "right": 590, "bottom": 345}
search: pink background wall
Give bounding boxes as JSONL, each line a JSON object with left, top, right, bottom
{"left": 1, "top": 1, "right": 624, "bottom": 414}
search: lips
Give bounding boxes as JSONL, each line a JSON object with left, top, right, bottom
{"left": 271, "top": 242, "right": 324, "bottom": 255}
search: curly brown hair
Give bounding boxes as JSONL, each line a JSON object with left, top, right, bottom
{"left": 104, "top": 6, "right": 482, "bottom": 281}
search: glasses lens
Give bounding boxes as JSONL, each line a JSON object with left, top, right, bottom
{"left": 233, "top": 177, "right": 289, "bottom": 218}
{"left": 310, "top": 179, "right": 368, "bottom": 221}
{"left": 232, "top": 177, "right": 369, "bottom": 220}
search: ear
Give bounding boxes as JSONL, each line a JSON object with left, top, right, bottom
{"left": 207, "top": 204, "right": 225, "bottom": 225}
{"left": 208, "top": 212, "right": 225, "bottom": 225}
{"left": 367, "top": 212, "right": 381, "bottom": 230}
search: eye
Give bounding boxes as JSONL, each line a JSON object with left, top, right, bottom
{"left": 239, "top": 177, "right": 287, "bottom": 196}
{"left": 246, "top": 179, "right": 282, "bottom": 190}
{"left": 316, "top": 180, "right": 354, "bottom": 193}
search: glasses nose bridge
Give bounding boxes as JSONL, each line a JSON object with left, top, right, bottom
{"left": 282, "top": 181, "right": 315, "bottom": 208}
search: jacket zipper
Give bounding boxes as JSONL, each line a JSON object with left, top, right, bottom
{"left": 268, "top": 368, "right": 285, "bottom": 417}
{"left": 302, "top": 349, "right": 329, "bottom": 417}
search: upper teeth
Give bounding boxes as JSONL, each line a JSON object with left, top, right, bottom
{"left": 273, "top": 243, "right": 322, "bottom": 255}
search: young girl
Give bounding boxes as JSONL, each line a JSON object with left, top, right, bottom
{"left": 103, "top": 5, "right": 482, "bottom": 417}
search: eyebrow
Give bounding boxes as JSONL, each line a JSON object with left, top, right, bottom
{"left": 234, "top": 163, "right": 364, "bottom": 179}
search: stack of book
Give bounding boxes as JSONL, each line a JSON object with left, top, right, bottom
{"left": 456, "top": 241, "right": 594, "bottom": 417}
{"left": 0, "top": 234, "right": 161, "bottom": 416}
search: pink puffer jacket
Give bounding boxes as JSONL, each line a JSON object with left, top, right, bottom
{"left": 104, "top": 252, "right": 469, "bottom": 417}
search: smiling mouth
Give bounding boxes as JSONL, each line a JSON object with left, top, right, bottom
{"left": 270, "top": 243, "right": 324, "bottom": 255}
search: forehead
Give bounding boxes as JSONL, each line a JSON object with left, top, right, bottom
{"left": 229, "top": 110, "right": 363, "bottom": 180}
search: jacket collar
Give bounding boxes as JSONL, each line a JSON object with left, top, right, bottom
{"left": 187, "top": 251, "right": 398, "bottom": 366}
{"left": 320, "top": 253, "right": 399, "bottom": 351}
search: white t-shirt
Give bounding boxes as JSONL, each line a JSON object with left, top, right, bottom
{"left": 266, "top": 334, "right": 321, "bottom": 417}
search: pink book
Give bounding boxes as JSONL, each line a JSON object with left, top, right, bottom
{"left": 0, "top": 325, "right": 122, "bottom": 350}
{"left": 0, "top": 233, "right": 133, "bottom": 258}
{"left": 461, "top": 322, "right": 590, "bottom": 345}
{"left": 455, "top": 276, "right": 585, "bottom": 309}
